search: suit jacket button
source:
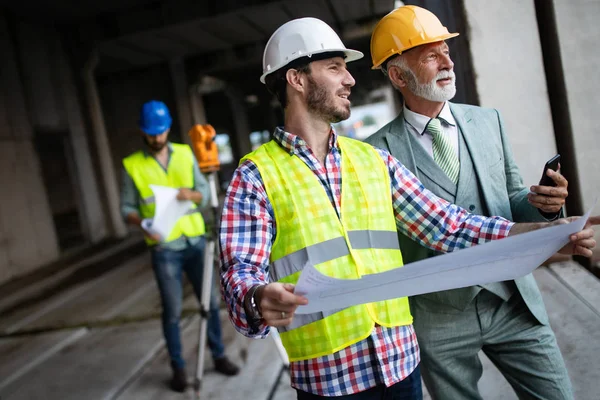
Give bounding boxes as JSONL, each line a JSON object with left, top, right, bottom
{"left": 469, "top": 205, "right": 476, "bottom": 211}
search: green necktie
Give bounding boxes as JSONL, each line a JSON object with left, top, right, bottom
{"left": 427, "top": 118, "right": 460, "bottom": 184}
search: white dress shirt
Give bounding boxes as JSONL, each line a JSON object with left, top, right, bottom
{"left": 403, "top": 102, "right": 459, "bottom": 159}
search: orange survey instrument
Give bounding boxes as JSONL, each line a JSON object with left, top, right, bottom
{"left": 189, "top": 124, "right": 220, "bottom": 173}
{"left": 188, "top": 122, "right": 222, "bottom": 396}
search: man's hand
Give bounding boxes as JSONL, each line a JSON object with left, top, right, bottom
{"left": 177, "top": 188, "right": 194, "bottom": 201}
{"left": 144, "top": 231, "right": 162, "bottom": 242}
{"left": 528, "top": 169, "right": 568, "bottom": 213}
{"left": 126, "top": 211, "right": 162, "bottom": 242}
{"left": 558, "top": 215, "right": 600, "bottom": 257}
{"left": 255, "top": 282, "right": 308, "bottom": 327}
{"left": 140, "top": 222, "right": 161, "bottom": 242}
{"left": 177, "top": 188, "right": 202, "bottom": 203}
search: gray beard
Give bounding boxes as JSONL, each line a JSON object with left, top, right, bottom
{"left": 405, "top": 70, "right": 456, "bottom": 102}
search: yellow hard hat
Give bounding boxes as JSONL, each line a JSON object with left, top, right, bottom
{"left": 370, "top": 5, "right": 459, "bottom": 70}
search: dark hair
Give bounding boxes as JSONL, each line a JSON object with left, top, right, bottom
{"left": 264, "top": 51, "right": 346, "bottom": 109}
{"left": 265, "top": 61, "right": 311, "bottom": 109}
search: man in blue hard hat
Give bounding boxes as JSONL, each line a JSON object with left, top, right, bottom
{"left": 120, "top": 100, "right": 239, "bottom": 393}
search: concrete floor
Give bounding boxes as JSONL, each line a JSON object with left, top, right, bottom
{"left": 0, "top": 244, "right": 598, "bottom": 399}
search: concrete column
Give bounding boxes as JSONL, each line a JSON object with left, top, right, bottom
{"left": 53, "top": 38, "right": 107, "bottom": 243}
{"left": 462, "top": 0, "right": 556, "bottom": 185}
{"left": 169, "top": 59, "right": 194, "bottom": 146}
{"left": 190, "top": 88, "right": 208, "bottom": 125}
{"left": 82, "top": 50, "right": 128, "bottom": 238}
{"left": 225, "top": 87, "right": 252, "bottom": 159}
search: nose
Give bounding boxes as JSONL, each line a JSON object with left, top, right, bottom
{"left": 343, "top": 68, "right": 356, "bottom": 87}
{"left": 440, "top": 53, "right": 454, "bottom": 71}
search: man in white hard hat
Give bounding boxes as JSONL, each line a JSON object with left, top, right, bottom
{"left": 219, "top": 16, "right": 597, "bottom": 400}
{"left": 365, "top": 5, "right": 573, "bottom": 400}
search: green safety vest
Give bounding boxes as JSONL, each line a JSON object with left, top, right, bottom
{"left": 123, "top": 143, "right": 205, "bottom": 245}
{"left": 243, "top": 136, "right": 412, "bottom": 361}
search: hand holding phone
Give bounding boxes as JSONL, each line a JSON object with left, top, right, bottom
{"left": 538, "top": 154, "right": 561, "bottom": 187}
{"left": 529, "top": 154, "right": 566, "bottom": 216}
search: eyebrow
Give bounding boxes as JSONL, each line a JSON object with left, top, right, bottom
{"left": 422, "top": 45, "right": 449, "bottom": 58}
{"left": 326, "top": 58, "right": 345, "bottom": 66}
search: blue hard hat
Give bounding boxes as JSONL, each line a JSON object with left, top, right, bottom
{"left": 139, "top": 100, "right": 172, "bottom": 135}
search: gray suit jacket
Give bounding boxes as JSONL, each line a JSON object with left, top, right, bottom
{"left": 365, "top": 102, "right": 551, "bottom": 325}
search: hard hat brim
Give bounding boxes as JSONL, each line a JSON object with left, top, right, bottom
{"left": 371, "top": 33, "right": 459, "bottom": 70}
{"left": 140, "top": 124, "right": 170, "bottom": 136}
{"left": 260, "top": 48, "right": 364, "bottom": 83}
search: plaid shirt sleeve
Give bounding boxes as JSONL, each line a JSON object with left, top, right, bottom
{"left": 219, "top": 159, "right": 272, "bottom": 338}
{"left": 376, "top": 148, "right": 514, "bottom": 251}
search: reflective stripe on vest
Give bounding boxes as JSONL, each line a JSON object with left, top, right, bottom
{"left": 271, "top": 229, "right": 400, "bottom": 281}
{"left": 272, "top": 229, "right": 400, "bottom": 332}
{"left": 123, "top": 143, "right": 206, "bottom": 245}
{"left": 243, "top": 136, "right": 412, "bottom": 361}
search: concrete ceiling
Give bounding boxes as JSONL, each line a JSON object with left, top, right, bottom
{"left": 0, "top": 0, "right": 156, "bottom": 21}
{"left": 87, "top": 0, "right": 397, "bottom": 74}
{"left": 0, "top": 0, "right": 398, "bottom": 87}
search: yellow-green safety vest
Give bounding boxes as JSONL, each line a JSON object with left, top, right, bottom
{"left": 123, "top": 143, "right": 205, "bottom": 246}
{"left": 243, "top": 136, "right": 412, "bottom": 361}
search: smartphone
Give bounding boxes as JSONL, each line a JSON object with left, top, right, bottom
{"left": 539, "top": 154, "right": 561, "bottom": 187}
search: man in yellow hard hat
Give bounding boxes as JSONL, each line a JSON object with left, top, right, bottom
{"left": 366, "top": 5, "right": 573, "bottom": 399}
{"left": 219, "top": 16, "right": 598, "bottom": 400}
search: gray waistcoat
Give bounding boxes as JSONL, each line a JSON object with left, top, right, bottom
{"left": 402, "top": 125, "right": 515, "bottom": 310}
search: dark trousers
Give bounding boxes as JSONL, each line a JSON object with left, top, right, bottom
{"left": 151, "top": 237, "right": 225, "bottom": 369}
{"left": 296, "top": 365, "right": 422, "bottom": 400}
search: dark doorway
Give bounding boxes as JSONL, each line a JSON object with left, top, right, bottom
{"left": 34, "top": 130, "right": 85, "bottom": 251}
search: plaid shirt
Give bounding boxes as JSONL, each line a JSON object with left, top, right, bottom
{"left": 220, "top": 127, "right": 513, "bottom": 396}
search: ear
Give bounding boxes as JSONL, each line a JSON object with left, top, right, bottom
{"left": 388, "top": 65, "right": 407, "bottom": 89}
{"left": 286, "top": 68, "right": 306, "bottom": 94}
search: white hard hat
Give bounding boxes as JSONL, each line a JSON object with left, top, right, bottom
{"left": 260, "top": 17, "right": 364, "bottom": 84}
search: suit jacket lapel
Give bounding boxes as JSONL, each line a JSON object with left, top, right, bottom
{"left": 450, "top": 103, "right": 494, "bottom": 213}
{"left": 383, "top": 112, "right": 417, "bottom": 175}
{"left": 383, "top": 109, "right": 456, "bottom": 199}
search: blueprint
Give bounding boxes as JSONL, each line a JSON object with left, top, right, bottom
{"left": 295, "top": 207, "right": 593, "bottom": 314}
{"left": 140, "top": 185, "right": 194, "bottom": 242}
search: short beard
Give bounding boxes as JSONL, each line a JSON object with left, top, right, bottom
{"left": 403, "top": 68, "right": 456, "bottom": 102}
{"left": 143, "top": 137, "right": 167, "bottom": 153}
{"left": 306, "top": 75, "right": 350, "bottom": 123}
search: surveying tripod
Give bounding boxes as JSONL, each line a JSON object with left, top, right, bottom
{"left": 189, "top": 125, "right": 289, "bottom": 398}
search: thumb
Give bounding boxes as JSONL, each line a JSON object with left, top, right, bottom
{"left": 282, "top": 283, "right": 296, "bottom": 293}
{"left": 586, "top": 215, "right": 600, "bottom": 226}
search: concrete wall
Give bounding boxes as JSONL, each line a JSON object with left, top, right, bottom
{"left": 0, "top": 13, "right": 109, "bottom": 284}
{"left": 553, "top": 0, "right": 600, "bottom": 250}
{"left": 15, "top": 20, "right": 108, "bottom": 244}
{"left": 463, "top": 0, "right": 600, "bottom": 261}
{"left": 462, "top": 0, "right": 557, "bottom": 187}
{"left": 0, "top": 14, "right": 59, "bottom": 283}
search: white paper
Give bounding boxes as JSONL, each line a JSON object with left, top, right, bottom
{"left": 295, "top": 207, "right": 593, "bottom": 314}
{"left": 140, "top": 185, "right": 194, "bottom": 242}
